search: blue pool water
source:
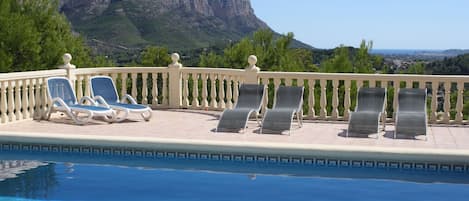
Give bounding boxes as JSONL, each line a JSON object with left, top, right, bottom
{"left": 1, "top": 152, "right": 469, "bottom": 201}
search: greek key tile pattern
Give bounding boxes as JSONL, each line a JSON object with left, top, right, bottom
{"left": 1, "top": 143, "right": 468, "bottom": 173}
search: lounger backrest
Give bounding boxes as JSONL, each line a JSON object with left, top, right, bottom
{"left": 398, "top": 88, "right": 427, "bottom": 112}
{"left": 90, "top": 76, "right": 119, "bottom": 103}
{"left": 273, "top": 86, "right": 304, "bottom": 111}
{"left": 234, "top": 84, "right": 265, "bottom": 111}
{"left": 47, "top": 77, "right": 77, "bottom": 106}
{"left": 356, "top": 87, "right": 386, "bottom": 112}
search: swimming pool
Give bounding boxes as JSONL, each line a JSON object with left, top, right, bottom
{"left": 1, "top": 149, "right": 469, "bottom": 201}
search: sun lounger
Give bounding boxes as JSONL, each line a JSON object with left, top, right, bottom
{"left": 90, "top": 76, "right": 152, "bottom": 122}
{"left": 216, "top": 84, "right": 265, "bottom": 133}
{"left": 347, "top": 87, "right": 386, "bottom": 137}
{"left": 46, "top": 77, "right": 115, "bottom": 125}
{"left": 260, "top": 86, "right": 304, "bottom": 135}
{"left": 395, "top": 88, "right": 427, "bottom": 139}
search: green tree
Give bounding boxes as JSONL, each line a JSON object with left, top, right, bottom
{"left": 321, "top": 45, "right": 353, "bottom": 73}
{"left": 140, "top": 46, "right": 171, "bottom": 66}
{"left": 353, "top": 40, "right": 374, "bottom": 73}
{"left": 199, "top": 51, "right": 224, "bottom": 67}
{"left": 0, "top": 0, "right": 92, "bottom": 72}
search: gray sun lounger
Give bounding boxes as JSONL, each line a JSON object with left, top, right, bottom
{"left": 216, "top": 84, "right": 265, "bottom": 133}
{"left": 395, "top": 88, "right": 427, "bottom": 139}
{"left": 260, "top": 86, "right": 304, "bottom": 135}
{"left": 347, "top": 87, "right": 386, "bottom": 137}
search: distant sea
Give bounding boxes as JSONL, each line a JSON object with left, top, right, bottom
{"left": 370, "top": 49, "right": 444, "bottom": 55}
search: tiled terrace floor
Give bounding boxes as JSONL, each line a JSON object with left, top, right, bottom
{"left": 1, "top": 109, "right": 469, "bottom": 151}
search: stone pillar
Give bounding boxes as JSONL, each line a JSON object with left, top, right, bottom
{"left": 59, "top": 53, "right": 76, "bottom": 87}
{"left": 168, "top": 53, "right": 183, "bottom": 108}
{"left": 244, "top": 55, "right": 260, "bottom": 84}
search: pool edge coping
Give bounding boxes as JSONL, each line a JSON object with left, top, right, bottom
{"left": 1, "top": 131, "right": 469, "bottom": 165}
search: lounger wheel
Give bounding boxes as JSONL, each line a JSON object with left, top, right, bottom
{"left": 141, "top": 110, "right": 152, "bottom": 121}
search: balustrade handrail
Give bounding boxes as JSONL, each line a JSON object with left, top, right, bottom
{"left": 75, "top": 67, "right": 169, "bottom": 75}
{"left": 259, "top": 71, "right": 469, "bottom": 82}
{"left": 0, "top": 69, "right": 66, "bottom": 81}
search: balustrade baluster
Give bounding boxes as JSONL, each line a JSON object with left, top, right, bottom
{"left": 84, "top": 75, "right": 91, "bottom": 97}
{"left": 285, "top": 78, "right": 292, "bottom": 86}
{"left": 192, "top": 73, "right": 199, "bottom": 108}
{"left": 14, "top": 80, "right": 22, "bottom": 120}
{"left": 28, "top": 79, "right": 35, "bottom": 118}
{"left": 131, "top": 73, "right": 138, "bottom": 102}
{"left": 8, "top": 81, "right": 15, "bottom": 122}
{"left": 152, "top": 73, "right": 159, "bottom": 106}
{"left": 33, "top": 78, "right": 42, "bottom": 120}
{"left": 75, "top": 76, "right": 83, "bottom": 100}
{"left": 226, "top": 76, "right": 233, "bottom": 109}
{"left": 162, "top": 73, "right": 168, "bottom": 105}
{"left": 430, "top": 82, "right": 438, "bottom": 123}
{"left": 183, "top": 73, "right": 190, "bottom": 107}
{"left": 202, "top": 73, "right": 208, "bottom": 108}
{"left": 455, "top": 81, "right": 464, "bottom": 123}
{"left": 22, "top": 79, "right": 29, "bottom": 119}
{"left": 218, "top": 74, "right": 225, "bottom": 109}
{"left": 233, "top": 78, "right": 239, "bottom": 104}
{"left": 142, "top": 73, "right": 148, "bottom": 104}
{"left": 308, "top": 79, "right": 315, "bottom": 119}
{"left": 443, "top": 81, "right": 451, "bottom": 123}
{"left": 331, "top": 79, "right": 339, "bottom": 119}
{"left": 273, "top": 78, "right": 281, "bottom": 101}
{"left": 369, "top": 80, "right": 376, "bottom": 88}
{"left": 41, "top": 77, "right": 48, "bottom": 119}
{"left": 320, "top": 79, "right": 327, "bottom": 119}
{"left": 121, "top": 73, "right": 128, "bottom": 98}
{"left": 392, "top": 80, "right": 400, "bottom": 121}
{"left": 210, "top": 74, "right": 217, "bottom": 108}
{"left": 0, "top": 81, "right": 7, "bottom": 123}
{"left": 343, "top": 79, "right": 351, "bottom": 120}
{"left": 261, "top": 78, "right": 268, "bottom": 114}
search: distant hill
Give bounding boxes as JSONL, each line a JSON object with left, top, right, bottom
{"left": 426, "top": 53, "right": 469, "bottom": 75}
{"left": 59, "top": 0, "right": 312, "bottom": 56}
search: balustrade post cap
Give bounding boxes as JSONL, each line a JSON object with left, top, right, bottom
{"left": 170, "top": 53, "right": 182, "bottom": 68}
{"left": 246, "top": 55, "right": 259, "bottom": 72}
{"left": 63, "top": 53, "right": 72, "bottom": 64}
{"left": 60, "top": 53, "right": 75, "bottom": 69}
{"left": 248, "top": 55, "right": 257, "bottom": 66}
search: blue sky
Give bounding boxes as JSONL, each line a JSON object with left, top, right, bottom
{"left": 251, "top": 0, "right": 469, "bottom": 49}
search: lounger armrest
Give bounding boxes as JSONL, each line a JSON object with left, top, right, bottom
{"left": 121, "top": 94, "right": 138, "bottom": 104}
{"left": 79, "top": 96, "right": 98, "bottom": 106}
{"left": 92, "top": 96, "right": 110, "bottom": 108}
{"left": 51, "top": 97, "right": 70, "bottom": 110}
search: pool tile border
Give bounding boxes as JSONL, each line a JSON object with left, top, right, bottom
{"left": 1, "top": 142, "right": 468, "bottom": 174}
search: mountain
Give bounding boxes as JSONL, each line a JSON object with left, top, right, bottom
{"left": 59, "top": 0, "right": 312, "bottom": 55}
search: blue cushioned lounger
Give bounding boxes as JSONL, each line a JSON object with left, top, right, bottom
{"left": 46, "top": 77, "right": 115, "bottom": 125}
{"left": 90, "top": 76, "right": 152, "bottom": 122}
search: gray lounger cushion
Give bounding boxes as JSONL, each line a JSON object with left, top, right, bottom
{"left": 216, "top": 109, "right": 255, "bottom": 132}
{"left": 347, "top": 112, "right": 381, "bottom": 134}
{"left": 260, "top": 109, "right": 295, "bottom": 134}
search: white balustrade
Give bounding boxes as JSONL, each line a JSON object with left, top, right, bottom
{"left": 0, "top": 53, "right": 468, "bottom": 125}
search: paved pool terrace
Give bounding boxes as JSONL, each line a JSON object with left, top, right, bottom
{"left": 1, "top": 109, "right": 469, "bottom": 168}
